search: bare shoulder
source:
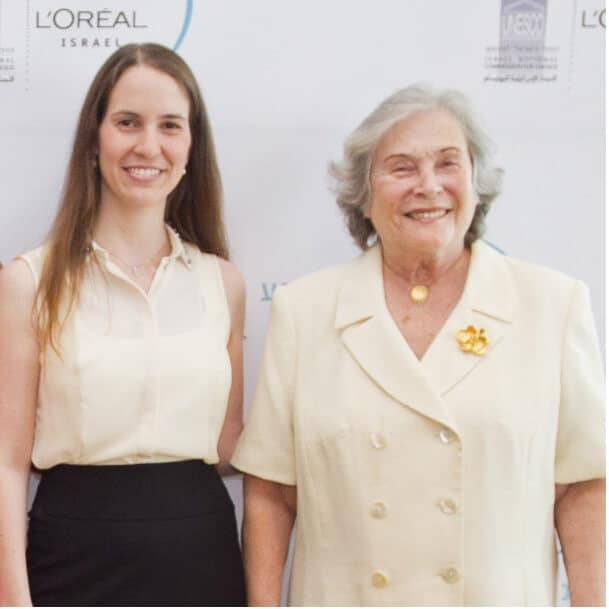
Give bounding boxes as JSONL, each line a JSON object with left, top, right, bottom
{"left": 0, "top": 258, "right": 36, "bottom": 308}
{"left": 216, "top": 257, "right": 246, "bottom": 316}
{"left": 0, "top": 258, "right": 37, "bottom": 341}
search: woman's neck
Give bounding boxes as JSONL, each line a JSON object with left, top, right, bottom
{"left": 92, "top": 203, "right": 170, "bottom": 261}
{"left": 381, "top": 242, "right": 470, "bottom": 288}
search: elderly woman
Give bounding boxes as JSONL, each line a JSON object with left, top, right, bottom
{"left": 231, "top": 85, "right": 605, "bottom": 606}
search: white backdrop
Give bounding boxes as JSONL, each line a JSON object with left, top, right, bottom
{"left": 0, "top": 0, "right": 604, "bottom": 604}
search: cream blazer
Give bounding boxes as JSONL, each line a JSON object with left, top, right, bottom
{"left": 232, "top": 240, "right": 605, "bottom": 607}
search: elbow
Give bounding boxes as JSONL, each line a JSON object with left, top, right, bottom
{"left": 215, "top": 422, "right": 244, "bottom": 477}
{"left": 554, "top": 478, "right": 605, "bottom": 533}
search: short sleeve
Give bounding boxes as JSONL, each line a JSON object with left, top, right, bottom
{"left": 231, "top": 286, "right": 297, "bottom": 485}
{"left": 554, "top": 280, "right": 605, "bottom": 483}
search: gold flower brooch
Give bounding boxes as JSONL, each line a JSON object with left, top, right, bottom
{"left": 456, "top": 325, "right": 489, "bottom": 356}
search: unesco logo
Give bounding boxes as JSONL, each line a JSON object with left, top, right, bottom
{"left": 484, "top": 0, "right": 557, "bottom": 84}
{"left": 500, "top": 0, "right": 546, "bottom": 43}
{"left": 33, "top": 0, "right": 192, "bottom": 50}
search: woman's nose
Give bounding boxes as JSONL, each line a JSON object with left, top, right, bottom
{"left": 133, "top": 127, "right": 160, "bottom": 157}
{"left": 414, "top": 165, "right": 442, "bottom": 196}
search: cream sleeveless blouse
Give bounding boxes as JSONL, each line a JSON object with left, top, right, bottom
{"left": 20, "top": 227, "right": 232, "bottom": 469}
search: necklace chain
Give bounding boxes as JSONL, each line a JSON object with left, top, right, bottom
{"left": 405, "top": 250, "right": 470, "bottom": 305}
{"left": 106, "top": 241, "right": 168, "bottom": 278}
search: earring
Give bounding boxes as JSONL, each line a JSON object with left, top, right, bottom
{"left": 182, "top": 168, "right": 187, "bottom": 175}
{"left": 366, "top": 231, "right": 378, "bottom": 248}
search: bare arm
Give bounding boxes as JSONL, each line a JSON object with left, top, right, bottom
{"left": 0, "top": 260, "right": 40, "bottom": 605}
{"left": 242, "top": 475, "right": 296, "bottom": 606}
{"left": 216, "top": 258, "right": 246, "bottom": 476}
{"left": 555, "top": 479, "right": 605, "bottom": 606}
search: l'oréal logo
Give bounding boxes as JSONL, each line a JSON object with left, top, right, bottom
{"left": 581, "top": 8, "right": 606, "bottom": 28}
{"left": 35, "top": 9, "right": 147, "bottom": 30}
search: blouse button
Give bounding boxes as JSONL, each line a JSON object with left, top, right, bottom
{"left": 438, "top": 498, "right": 457, "bottom": 515}
{"left": 369, "top": 432, "right": 387, "bottom": 449}
{"left": 439, "top": 567, "right": 460, "bottom": 584}
{"left": 370, "top": 501, "right": 387, "bottom": 519}
{"left": 371, "top": 570, "right": 389, "bottom": 588}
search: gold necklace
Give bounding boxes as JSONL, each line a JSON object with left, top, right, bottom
{"left": 409, "top": 285, "right": 429, "bottom": 304}
{"left": 407, "top": 251, "right": 469, "bottom": 304}
{"left": 399, "top": 248, "right": 470, "bottom": 306}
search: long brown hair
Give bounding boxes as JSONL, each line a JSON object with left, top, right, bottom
{"left": 37, "top": 43, "right": 228, "bottom": 352}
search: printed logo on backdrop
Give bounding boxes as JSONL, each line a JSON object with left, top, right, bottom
{"left": 0, "top": 0, "right": 16, "bottom": 82}
{"left": 483, "top": 0, "right": 558, "bottom": 83}
{"left": 580, "top": 6, "right": 605, "bottom": 28}
{"left": 261, "top": 282, "right": 287, "bottom": 302}
{"left": 0, "top": 0, "right": 192, "bottom": 88}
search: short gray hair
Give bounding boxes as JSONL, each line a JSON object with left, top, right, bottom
{"left": 329, "top": 84, "right": 504, "bottom": 250}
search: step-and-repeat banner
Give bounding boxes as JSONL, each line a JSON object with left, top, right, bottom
{"left": 0, "top": 1, "right": 604, "bottom": 603}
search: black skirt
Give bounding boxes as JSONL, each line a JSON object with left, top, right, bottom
{"left": 26, "top": 460, "right": 246, "bottom": 606}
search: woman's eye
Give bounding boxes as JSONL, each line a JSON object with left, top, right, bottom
{"left": 161, "top": 121, "right": 181, "bottom": 130}
{"left": 117, "top": 118, "right": 137, "bottom": 128}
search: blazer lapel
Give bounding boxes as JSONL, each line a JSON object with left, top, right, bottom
{"left": 335, "top": 245, "right": 458, "bottom": 432}
{"left": 421, "top": 240, "right": 513, "bottom": 396}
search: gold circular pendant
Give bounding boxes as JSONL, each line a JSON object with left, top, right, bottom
{"left": 410, "top": 285, "right": 429, "bottom": 304}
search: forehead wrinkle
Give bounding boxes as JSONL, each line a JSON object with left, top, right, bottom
{"left": 381, "top": 146, "right": 466, "bottom": 165}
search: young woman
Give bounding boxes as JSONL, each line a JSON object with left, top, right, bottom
{"left": 0, "top": 43, "right": 246, "bottom": 606}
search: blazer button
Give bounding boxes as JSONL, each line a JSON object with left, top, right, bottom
{"left": 369, "top": 432, "right": 387, "bottom": 449}
{"left": 439, "top": 567, "right": 460, "bottom": 584}
{"left": 370, "top": 501, "right": 387, "bottom": 519}
{"left": 438, "top": 498, "right": 458, "bottom": 514}
{"left": 371, "top": 570, "right": 389, "bottom": 588}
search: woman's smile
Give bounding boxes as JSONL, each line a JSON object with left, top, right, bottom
{"left": 122, "top": 165, "right": 165, "bottom": 181}
{"left": 403, "top": 208, "right": 451, "bottom": 221}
